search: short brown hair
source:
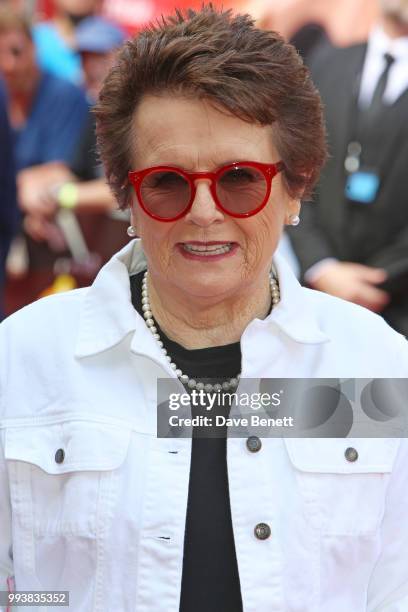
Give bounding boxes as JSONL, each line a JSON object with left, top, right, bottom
{"left": 94, "top": 5, "right": 327, "bottom": 209}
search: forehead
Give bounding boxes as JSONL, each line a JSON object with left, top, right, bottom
{"left": 130, "top": 94, "right": 277, "bottom": 169}
{"left": 0, "top": 28, "right": 31, "bottom": 47}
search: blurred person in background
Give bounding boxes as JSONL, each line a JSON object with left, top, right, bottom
{"left": 256, "top": 0, "right": 378, "bottom": 61}
{"left": 0, "top": 7, "right": 88, "bottom": 178}
{"left": 77, "top": 15, "right": 126, "bottom": 102}
{"left": 22, "top": 16, "right": 127, "bottom": 261}
{"left": 33, "top": 0, "right": 102, "bottom": 85}
{"left": 288, "top": 0, "right": 408, "bottom": 335}
{"left": 0, "top": 79, "right": 18, "bottom": 320}
{"left": 0, "top": 6, "right": 89, "bottom": 309}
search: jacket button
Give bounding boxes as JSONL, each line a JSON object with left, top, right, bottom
{"left": 55, "top": 448, "right": 65, "bottom": 464}
{"left": 345, "top": 447, "right": 358, "bottom": 462}
{"left": 254, "top": 522, "right": 271, "bottom": 540}
{"left": 246, "top": 436, "right": 262, "bottom": 453}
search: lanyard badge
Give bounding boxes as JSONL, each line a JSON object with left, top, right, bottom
{"left": 344, "top": 141, "right": 380, "bottom": 204}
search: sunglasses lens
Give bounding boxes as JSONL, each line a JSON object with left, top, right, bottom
{"left": 216, "top": 165, "right": 268, "bottom": 214}
{"left": 140, "top": 170, "right": 191, "bottom": 219}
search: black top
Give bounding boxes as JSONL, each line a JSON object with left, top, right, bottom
{"left": 130, "top": 271, "right": 244, "bottom": 612}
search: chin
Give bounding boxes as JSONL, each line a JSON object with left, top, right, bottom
{"left": 177, "top": 275, "right": 239, "bottom": 299}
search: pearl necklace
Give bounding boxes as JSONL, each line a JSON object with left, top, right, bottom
{"left": 141, "top": 271, "right": 280, "bottom": 392}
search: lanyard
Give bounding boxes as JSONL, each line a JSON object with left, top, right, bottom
{"left": 344, "top": 69, "right": 408, "bottom": 178}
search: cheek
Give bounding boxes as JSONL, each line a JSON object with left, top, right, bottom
{"left": 133, "top": 211, "right": 176, "bottom": 270}
{"left": 141, "top": 235, "right": 172, "bottom": 274}
{"left": 131, "top": 205, "right": 152, "bottom": 238}
{"left": 241, "top": 205, "right": 285, "bottom": 262}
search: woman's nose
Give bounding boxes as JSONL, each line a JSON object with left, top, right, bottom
{"left": 185, "top": 180, "right": 224, "bottom": 226}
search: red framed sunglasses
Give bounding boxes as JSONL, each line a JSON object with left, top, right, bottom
{"left": 127, "top": 160, "right": 284, "bottom": 221}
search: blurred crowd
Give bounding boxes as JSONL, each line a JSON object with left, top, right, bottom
{"left": 1, "top": 0, "right": 408, "bottom": 335}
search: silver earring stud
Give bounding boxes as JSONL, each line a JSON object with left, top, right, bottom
{"left": 127, "top": 225, "right": 137, "bottom": 237}
{"left": 289, "top": 214, "right": 300, "bottom": 226}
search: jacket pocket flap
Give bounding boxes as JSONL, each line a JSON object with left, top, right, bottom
{"left": 284, "top": 438, "right": 400, "bottom": 474}
{"left": 4, "top": 420, "right": 131, "bottom": 473}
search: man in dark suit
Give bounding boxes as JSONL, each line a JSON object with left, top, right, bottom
{"left": 288, "top": 0, "right": 408, "bottom": 335}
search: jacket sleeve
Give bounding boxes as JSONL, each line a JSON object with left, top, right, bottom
{"left": 366, "top": 439, "right": 408, "bottom": 611}
{"left": 0, "top": 320, "right": 14, "bottom": 608}
{"left": 366, "top": 337, "right": 408, "bottom": 611}
{"left": 0, "top": 436, "right": 13, "bottom": 609}
{"left": 365, "top": 223, "right": 408, "bottom": 271}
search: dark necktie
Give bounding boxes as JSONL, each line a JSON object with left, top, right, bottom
{"left": 365, "top": 52, "right": 395, "bottom": 123}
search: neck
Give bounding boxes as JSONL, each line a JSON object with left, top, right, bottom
{"left": 381, "top": 15, "right": 408, "bottom": 39}
{"left": 146, "top": 273, "right": 273, "bottom": 350}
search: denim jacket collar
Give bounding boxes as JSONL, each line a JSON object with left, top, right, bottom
{"left": 75, "top": 239, "right": 329, "bottom": 359}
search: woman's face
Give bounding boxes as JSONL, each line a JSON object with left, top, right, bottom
{"left": 129, "top": 95, "right": 300, "bottom": 300}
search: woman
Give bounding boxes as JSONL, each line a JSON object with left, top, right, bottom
{"left": 0, "top": 6, "right": 407, "bottom": 612}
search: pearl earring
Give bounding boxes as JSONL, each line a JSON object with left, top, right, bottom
{"left": 289, "top": 214, "right": 300, "bottom": 226}
{"left": 127, "top": 225, "right": 137, "bottom": 237}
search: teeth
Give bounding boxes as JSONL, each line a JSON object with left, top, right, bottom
{"left": 183, "top": 243, "right": 233, "bottom": 256}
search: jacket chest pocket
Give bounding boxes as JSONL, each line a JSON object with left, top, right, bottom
{"left": 5, "top": 420, "right": 131, "bottom": 538}
{"left": 284, "top": 438, "right": 400, "bottom": 536}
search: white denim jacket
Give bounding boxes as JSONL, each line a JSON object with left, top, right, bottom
{"left": 1, "top": 239, "right": 408, "bottom": 612}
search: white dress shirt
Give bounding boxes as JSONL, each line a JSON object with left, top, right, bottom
{"left": 1, "top": 239, "right": 408, "bottom": 611}
{"left": 359, "top": 25, "right": 408, "bottom": 109}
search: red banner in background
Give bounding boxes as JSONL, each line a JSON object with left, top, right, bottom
{"left": 102, "top": 0, "right": 246, "bottom": 35}
{"left": 34, "top": 0, "right": 248, "bottom": 34}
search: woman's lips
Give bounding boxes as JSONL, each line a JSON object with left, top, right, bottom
{"left": 177, "top": 241, "right": 238, "bottom": 261}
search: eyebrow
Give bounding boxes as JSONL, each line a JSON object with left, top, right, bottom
{"left": 141, "top": 158, "right": 254, "bottom": 171}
